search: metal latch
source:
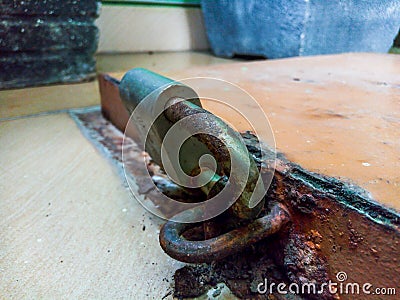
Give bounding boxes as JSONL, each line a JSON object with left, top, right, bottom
{"left": 118, "top": 68, "right": 291, "bottom": 263}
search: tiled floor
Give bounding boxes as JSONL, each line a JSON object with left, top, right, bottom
{"left": 0, "top": 51, "right": 236, "bottom": 299}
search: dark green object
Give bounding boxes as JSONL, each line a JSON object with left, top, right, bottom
{"left": 119, "top": 68, "right": 265, "bottom": 220}
{"left": 0, "top": 0, "right": 101, "bottom": 89}
{"left": 119, "top": 67, "right": 205, "bottom": 174}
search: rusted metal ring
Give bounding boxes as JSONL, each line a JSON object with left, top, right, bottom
{"left": 159, "top": 202, "right": 291, "bottom": 263}
{"left": 164, "top": 99, "right": 265, "bottom": 220}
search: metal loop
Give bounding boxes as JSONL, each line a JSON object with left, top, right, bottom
{"left": 164, "top": 99, "right": 265, "bottom": 220}
{"left": 159, "top": 202, "right": 291, "bottom": 263}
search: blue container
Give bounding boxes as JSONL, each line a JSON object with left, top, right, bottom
{"left": 201, "top": 0, "right": 400, "bottom": 58}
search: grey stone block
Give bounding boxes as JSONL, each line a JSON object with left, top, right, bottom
{"left": 0, "top": 51, "right": 96, "bottom": 89}
{"left": 0, "top": 0, "right": 100, "bottom": 18}
{"left": 0, "top": 20, "right": 98, "bottom": 52}
{"left": 0, "top": 0, "right": 100, "bottom": 89}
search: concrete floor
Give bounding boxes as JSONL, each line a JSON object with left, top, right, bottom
{"left": 0, "top": 51, "right": 235, "bottom": 299}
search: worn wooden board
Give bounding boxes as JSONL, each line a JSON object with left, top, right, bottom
{"left": 109, "top": 53, "right": 400, "bottom": 212}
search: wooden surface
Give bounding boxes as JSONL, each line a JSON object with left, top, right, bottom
{"left": 188, "top": 53, "right": 400, "bottom": 211}
{"left": 111, "top": 53, "right": 400, "bottom": 211}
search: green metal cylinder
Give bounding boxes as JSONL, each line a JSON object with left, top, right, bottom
{"left": 119, "top": 68, "right": 212, "bottom": 182}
